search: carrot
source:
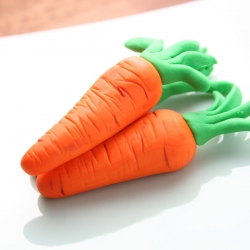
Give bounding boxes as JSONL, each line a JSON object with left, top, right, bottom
{"left": 37, "top": 109, "right": 196, "bottom": 198}
{"left": 21, "top": 38, "right": 216, "bottom": 176}
{"left": 125, "top": 38, "right": 217, "bottom": 104}
{"left": 36, "top": 81, "right": 248, "bottom": 198}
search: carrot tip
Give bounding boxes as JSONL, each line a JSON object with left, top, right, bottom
{"left": 21, "top": 154, "right": 37, "bottom": 176}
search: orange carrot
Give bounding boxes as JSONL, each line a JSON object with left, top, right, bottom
{"left": 37, "top": 109, "right": 196, "bottom": 198}
{"left": 21, "top": 57, "right": 162, "bottom": 176}
{"left": 37, "top": 81, "right": 249, "bottom": 198}
{"left": 21, "top": 39, "right": 216, "bottom": 176}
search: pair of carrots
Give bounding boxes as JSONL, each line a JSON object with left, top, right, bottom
{"left": 21, "top": 38, "right": 249, "bottom": 198}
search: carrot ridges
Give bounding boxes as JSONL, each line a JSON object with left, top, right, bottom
{"left": 37, "top": 109, "right": 197, "bottom": 198}
{"left": 49, "top": 180, "right": 53, "bottom": 190}
{"left": 163, "top": 148, "right": 170, "bottom": 169}
{"left": 60, "top": 184, "right": 65, "bottom": 196}
{"left": 116, "top": 64, "right": 150, "bottom": 99}
{"left": 114, "top": 83, "right": 126, "bottom": 97}
{"left": 21, "top": 56, "right": 162, "bottom": 176}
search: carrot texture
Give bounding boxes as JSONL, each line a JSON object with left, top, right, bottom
{"left": 36, "top": 80, "right": 249, "bottom": 199}
{"left": 21, "top": 57, "right": 162, "bottom": 176}
{"left": 37, "top": 110, "right": 196, "bottom": 198}
{"left": 21, "top": 38, "right": 217, "bottom": 177}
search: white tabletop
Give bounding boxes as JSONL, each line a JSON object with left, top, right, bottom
{"left": 1, "top": 0, "right": 250, "bottom": 249}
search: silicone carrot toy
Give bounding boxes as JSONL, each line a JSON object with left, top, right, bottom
{"left": 125, "top": 38, "right": 215, "bottom": 104}
{"left": 36, "top": 81, "right": 248, "bottom": 198}
{"left": 21, "top": 38, "right": 216, "bottom": 176}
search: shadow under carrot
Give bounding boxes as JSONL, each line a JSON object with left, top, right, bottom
{"left": 23, "top": 91, "right": 250, "bottom": 246}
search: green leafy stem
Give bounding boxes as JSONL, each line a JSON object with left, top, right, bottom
{"left": 183, "top": 81, "right": 250, "bottom": 145}
{"left": 125, "top": 37, "right": 217, "bottom": 104}
{"left": 125, "top": 38, "right": 250, "bottom": 146}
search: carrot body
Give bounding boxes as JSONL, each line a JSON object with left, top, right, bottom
{"left": 21, "top": 56, "right": 162, "bottom": 176}
{"left": 37, "top": 109, "right": 196, "bottom": 198}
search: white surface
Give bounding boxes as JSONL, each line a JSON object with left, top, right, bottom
{"left": 1, "top": 0, "right": 250, "bottom": 249}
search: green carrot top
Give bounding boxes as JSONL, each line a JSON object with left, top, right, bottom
{"left": 183, "top": 80, "right": 250, "bottom": 145}
{"left": 125, "top": 37, "right": 217, "bottom": 103}
{"left": 125, "top": 38, "right": 250, "bottom": 144}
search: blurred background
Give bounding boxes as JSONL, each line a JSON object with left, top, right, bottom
{"left": 0, "top": 0, "right": 194, "bottom": 37}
